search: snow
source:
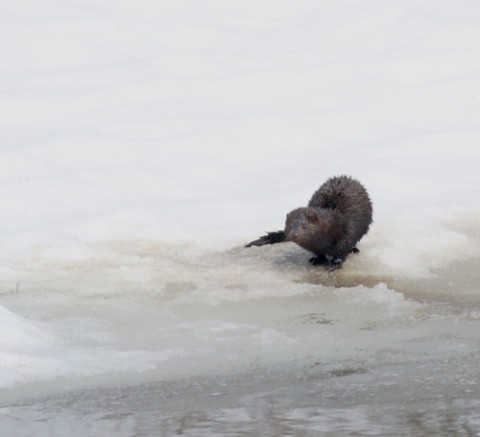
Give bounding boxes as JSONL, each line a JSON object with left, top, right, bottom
{"left": 0, "top": 0, "right": 479, "bottom": 390}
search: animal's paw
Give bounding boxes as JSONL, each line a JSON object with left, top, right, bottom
{"left": 325, "top": 254, "right": 344, "bottom": 271}
{"left": 309, "top": 256, "right": 320, "bottom": 266}
{"left": 350, "top": 246, "right": 359, "bottom": 254}
{"left": 309, "top": 255, "right": 328, "bottom": 266}
{"left": 309, "top": 254, "right": 344, "bottom": 270}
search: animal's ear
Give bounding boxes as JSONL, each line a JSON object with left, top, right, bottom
{"left": 306, "top": 209, "right": 319, "bottom": 223}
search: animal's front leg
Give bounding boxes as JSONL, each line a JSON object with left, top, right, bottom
{"left": 325, "top": 254, "right": 345, "bottom": 271}
{"left": 309, "top": 254, "right": 328, "bottom": 266}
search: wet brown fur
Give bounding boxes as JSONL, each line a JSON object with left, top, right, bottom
{"left": 246, "top": 175, "right": 373, "bottom": 270}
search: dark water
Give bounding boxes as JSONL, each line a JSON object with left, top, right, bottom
{"left": 2, "top": 354, "right": 480, "bottom": 436}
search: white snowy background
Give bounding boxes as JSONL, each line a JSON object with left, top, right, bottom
{"left": 0, "top": 1, "right": 479, "bottom": 390}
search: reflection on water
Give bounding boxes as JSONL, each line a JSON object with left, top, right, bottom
{"left": 2, "top": 357, "right": 480, "bottom": 436}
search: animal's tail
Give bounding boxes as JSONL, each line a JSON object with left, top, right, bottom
{"left": 245, "top": 231, "right": 286, "bottom": 247}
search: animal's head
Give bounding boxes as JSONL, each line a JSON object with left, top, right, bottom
{"left": 285, "top": 207, "right": 320, "bottom": 244}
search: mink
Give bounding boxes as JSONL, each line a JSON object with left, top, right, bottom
{"left": 246, "top": 175, "right": 373, "bottom": 270}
